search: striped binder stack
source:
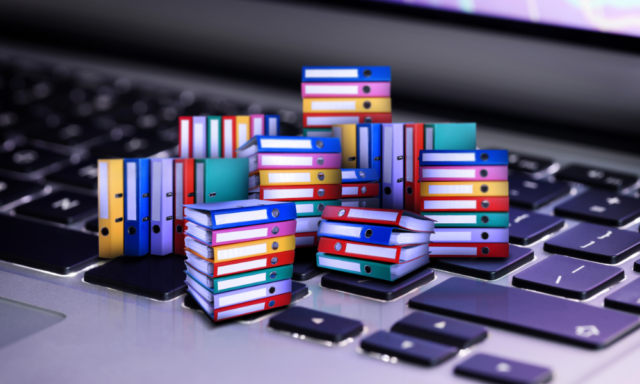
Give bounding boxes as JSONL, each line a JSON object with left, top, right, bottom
{"left": 182, "top": 200, "right": 297, "bottom": 321}
{"left": 237, "top": 136, "right": 343, "bottom": 250}
{"left": 301, "top": 66, "right": 392, "bottom": 136}
{"left": 340, "top": 168, "right": 380, "bottom": 209}
{"left": 315, "top": 206, "right": 434, "bottom": 281}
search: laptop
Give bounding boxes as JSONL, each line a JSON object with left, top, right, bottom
{"left": 0, "top": 1, "right": 639, "bottom": 383}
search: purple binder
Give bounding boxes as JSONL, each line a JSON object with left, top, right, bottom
{"left": 382, "top": 123, "right": 404, "bottom": 209}
{"left": 151, "top": 158, "right": 174, "bottom": 255}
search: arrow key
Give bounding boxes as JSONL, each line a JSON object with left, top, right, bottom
{"left": 360, "top": 330, "right": 457, "bottom": 366}
{"left": 555, "top": 190, "right": 640, "bottom": 226}
{"left": 391, "top": 311, "right": 487, "bottom": 348}
{"left": 268, "top": 307, "right": 363, "bottom": 343}
{"left": 455, "top": 353, "right": 552, "bottom": 384}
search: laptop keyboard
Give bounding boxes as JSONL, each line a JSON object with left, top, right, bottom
{"left": 2, "top": 52, "right": 640, "bottom": 379}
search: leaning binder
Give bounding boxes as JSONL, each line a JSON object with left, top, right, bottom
{"left": 301, "top": 82, "right": 391, "bottom": 98}
{"left": 222, "top": 116, "right": 236, "bottom": 158}
{"left": 419, "top": 150, "right": 509, "bottom": 166}
{"left": 194, "top": 158, "right": 249, "bottom": 204}
{"left": 186, "top": 277, "right": 292, "bottom": 307}
{"left": 429, "top": 243, "right": 509, "bottom": 258}
{"left": 150, "top": 159, "right": 174, "bottom": 256}
{"left": 316, "top": 253, "right": 429, "bottom": 282}
{"left": 342, "top": 168, "right": 379, "bottom": 183}
{"left": 235, "top": 116, "right": 251, "bottom": 152}
{"left": 294, "top": 200, "right": 341, "bottom": 217}
{"left": 420, "top": 182, "right": 509, "bottom": 197}
{"left": 123, "top": 158, "right": 149, "bottom": 257}
{"left": 356, "top": 123, "right": 382, "bottom": 177}
{"left": 192, "top": 116, "right": 207, "bottom": 158}
{"left": 317, "top": 221, "right": 431, "bottom": 246}
{"left": 341, "top": 183, "right": 379, "bottom": 198}
{"left": 420, "top": 197, "right": 509, "bottom": 212}
{"left": 382, "top": 123, "right": 404, "bottom": 209}
{"left": 303, "top": 113, "right": 392, "bottom": 128}
{"left": 185, "top": 264, "right": 293, "bottom": 293}
{"left": 419, "top": 166, "right": 508, "bottom": 181}
{"left": 236, "top": 136, "right": 341, "bottom": 158}
{"left": 321, "top": 205, "right": 435, "bottom": 232}
{"left": 332, "top": 124, "right": 357, "bottom": 168}
{"left": 303, "top": 98, "right": 391, "bottom": 113}
{"left": 318, "top": 238, "right": 429, "bottom": 264}
{"left": 178, "top": 116, "right": 192, "bottom": 158}
{"left": 98, "top": 159, "right": 124, "bottom": 259}
{"left": 249, "top": 185, "right": 342, "bottom": 201}
{"left": 404, "top": 123, "right": 424, "bottom": 212}
{"left": 421, "top": 212, "right": 509, "bottom": 228}
{"left": 187, "top": 287, "right": 291, "bottom": 322}
{"left": 185, "top": 249, "right": 295, "bottom": 277}
{"left": 302, "top": 66, "right": 391, "bottom": 82}
{"left": 207, "top": 116, "right": 222, "bottom": 158}
{"left": 249, "top": 153, "right": 341, "bottom": 173}
{"left": 185, "top": 235, "right": 295, "bottom": 263}
{"left": 430, "top": 228, "right": 510, "bottom": 243}
{"left": 424, "top": 123, "right": 476, "bottom": 150}
{"left": 185, "top": 219, "right": 296, "bottom": 246}
{"left": 174, "top": 159, "right": 195, "bottom": 256}
{"left": 248, "top": 169, "right": 341, "bottom": 188}
{"left": 184, "top": 200, "right": 296, "bottom": 230}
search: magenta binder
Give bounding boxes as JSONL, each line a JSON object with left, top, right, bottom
{"left": 250, "top": 114, "right": 265, "bottom": 138}
{"left": 382, "top": 123, "right": 404, "bottom": 210}
{"left": 185, "top": 219, "right": 296, "bottom": 247}
{"left": 249, "top": 153, "right": 342, "bottom": 173}
{"left": 301, "top": 82, "right": 391, "bottom": 98}
{"left": 419, "top": 165, "right": 508, "bottom": 181}
{"left": 150, "top": 158, "right": 174, "bottom": 256}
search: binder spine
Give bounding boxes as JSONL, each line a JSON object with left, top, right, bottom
{"left": 382, "top": 123, "right": 404, "bottom": 210}
{"left": 251, "top": 136, "right": 341, "bottom": 153}
{"left": 295, "top": 232, "right": 319, "bottom": 248}
{"left": 421, "top": 212, "right": 510, "bottom": 228}
{"left": 250, "top": 114, "right": 265, "bottom": 137}
{"left": 174, "top": 159, "right": 194, "bottom": 256}
{"left": 341, "top": 183, "right": 380, "bottom": 198}
{"left": 256, "top": 153, "right": 342, "bottom": 170}
{"left": 255, "top": 185, "right": 342, "bottom": 201}
{"left": 419, "top": 150, "right": 509, "bottom": 166}
{"left": 203, "top": 220, "right": 296, "bottom": 246}
{"left": 192, "top": 116, "right": 207, "bottom": 158}
{"left": 178, "top": 116, "right": 192, "bottom": 158}
{"left": 265, "top": 115, "right": 280, "bottom": 136}
{"left": 404, "top": 123, "right": 424, "bottom": 213}
{"left": 212, "top": 292, "right": 291, "bottom": 322}
{"left": 303, "top": 113, "right": 392, "bottom": 128}
{"left": 420, "top": 197, "right": 510, "bottom": 212}
{"left": 420, "top": 182, "right": 509, "bottom": 197}
{"left": 124, "top": 159, "right": 150, "bottom": 256}
{"left": 318, "top": 238, "right": 401, "bottom": 263}
{"left": 303, "top": 98, "right": 391, "bottom": 113}
{"left": 222, "top": 116, "right": 236, "bottom": 158}
{"left": 294, "top": 200, "right": 341, "bottom": 217}
{"left": 429, "top": 243, "right": 509, "bottom": 258}
{"left": 316, "top": 253, "right": 392, "bottom": 281}
{"left": 341, "top": 168, "right": 379, "bottom": 183}
{"left": 317, "top": 221, "right": 393, "bottom": 246}
{"left": 302, "top": 66, "right": 392, "bottom": 82}
{"left": 207, "top": 116, "right": 222, "bottom": 158}
{"left": 419, "top": 166, "right": 508, "bottom": 181}
{"left": 235, "top": 116, "right": 251, "bottom": 153}
{"left": 430, "top": 228, "right": 510, "bottom": 243}
{"left": 340, "top": 197, "right": 380, "bottom": 208}
{"left": 301, "top": 82, "right": 391, "bottom": 98}
{"left": 257, "top": 169, "right": 342, "bottom": 186}
{"left": 150, "top": 159, "right": 174, "bottom": 256}
{"left": 212, "top": 251, "right": 296, "bottom": 277}
{"left": 98, "top": 159, "right": 124, "bottom": 259}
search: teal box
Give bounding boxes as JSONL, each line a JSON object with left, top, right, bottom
{"left": 424, "top": 123, "right": 476, "bottom": 150}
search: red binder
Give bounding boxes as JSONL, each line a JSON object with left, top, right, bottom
{"left": 212, "top": 292, "right": 291, "bottom": 322}
{"left": 295, "top": 232, "right": 319, "bottom": 248}
{"left": 251, "top": 184, "right": 342, "bottom": 201}
{"left": 302, "top": 112, "right": 393, "bottom": 128}
{"left": 419, "top": 197, "right": 509, "bottom": 212}
{"left": 178, "top": 116, "right": 192, "bottom": 158}
{"left": 318, "top": 237, "right": 427, "bottom": 264}
{"left": 321, "top": 205, "right": 432, "bottom": 232}
{"left": 341, "top": 183, "right": 380, "bottom": 198}
{"left": 404, "top": 123, "right": 424, "bottom": 213}
{"left": 429, "top": 243, "right": 509, "bottom": 258}
{"left": 222, "top": 116, "right": 236, "bottom": 158}
{"left": 174, "top": 159, "right": 195, "bottom": 256}
{"left": 186, "top": 249, "right": 296, "bottom": 277}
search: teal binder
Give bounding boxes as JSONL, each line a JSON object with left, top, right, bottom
{"left": 195, "top": 158, "right": 249, "bottom": 204}
{"left": 421, "top": 212, "right": 509, "bottom": 228}
{"left": 424, "top": 123, "right": 476, "bottom": 150}
{"left": 295, "top": 200, "right": 341, "bottom": 217}
{"left": 316, "top": 252, "right": 429, "bottom": 282}
{"left": 186, "top": 264, "right": 293, "bottom": 293}
{"left": 207, "top": 116, "right": 222, "bottom": 158}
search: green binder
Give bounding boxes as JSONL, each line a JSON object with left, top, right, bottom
{"left": 424, "top": 123, "right": 476, "bottom": 150}
{"left": 421, "top": 212, "right": 509, "bottom": 228}
{"left": 316, "top": 253, "right": 429, "bottom": 282}
{"left": 195, "top": 158, "right": 249, "bottom": 204}
{"left": 295, "top": 200, "right": 341, "bottom": 217}
{"left": 186, "top": 265, "right": 293, "bottom": 294}
{"left": 303, "top": 128, "right": 332, "bottom": 138}
{"left": 206, "top": 116, "right": 222, "bottom": 158}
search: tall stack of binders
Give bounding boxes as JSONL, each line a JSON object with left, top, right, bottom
{"left": 315, "top": 206, "right": 434, "bottom": 281}
{"left": 301, "top": 66, "right": 392, "bottom": 135}
{"left": 237, "top": 136, "right": 343, "bottom": 250}
{"left": 182, "top": 200, "right": 297, "bottom": 322}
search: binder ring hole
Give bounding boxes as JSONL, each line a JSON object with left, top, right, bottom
{"left": 318, "top": 204, "right": 325, "bottom": 212}
{"left": 364, "top": 265, "right": 372, "bottom": 274}
{"left": 153, "top": 225, "right": 161, "bottom": 234}
{"left": 318, "top": 172, "right": 325, "bottom": 181}
{"left": 361, "top": 186, "right": 367, "bottom": 194}
{"left": 481, "top": 185, "right": 489, "bottom": 193}
{"left": 360, "top": 201, "right": 367, "bottom": 207}
{"left": 269, "top": 287, "right": 276, "bottom": 294}
{"left": 272, "top": 226, "right": 279, "bottom": 235}
{"left": 176, "top": 225, "right": 183, "bottom": 234}
{"left": 363, "top": 101, "right": 371, "bottom": 109}
{"left": 481, "top": 232, "right": 489, "bottom": 240}
{"left": 365, "top": 229, "right": 373, "bottom": 238}
{"left": 363, "top": 69, "right": 372, "bottom": 77}
{"left": 318, "top": 189, "right": 325, "bottom": 197}
{"left": 384, "top": 187, "right": 392, "bottom": 195}
{"left": 268, "top": 300, "right": 275, "bottom": 307}
{"left": 272, "top": 242, "right": 279, "bottom": 250}
{"left": 101, "top": 227, "right": 109, "bottom": 236}
{"left": 481, "top": 153, "right": 489, "bottom": 161}
{"left": 271, "top": 257, "right": 278, "bottom": 265}
{"left": 359, "top": 171, "right": 365, "bottom": 178}
{"left": 127, "top": 226, "right": 136, "bottom": 235}
{"left": 364, "top": 116, "right": 372, "bottom": 123}
{"left": 481, "top": 216, "right": 489, "bottom": 224}
{"left": 272, "top": 208, "right": 280, "bottom": 218}
{"left": 317, "top": 157, "right": 324, "bottom": 165}
{"left": 406, "top": 186, "right": 413, "bottom": 195}
{"left": 316, "top": 140, "right": 324, "bottom": 149}
{"left": 481, "top": 247, "right": 490, "bottom": 255}
{"left": 335, "top": 242, "right": 342, "bottom": 251}
{"left": 338, "top": 209, "right": 346, "bottom": 216}
{"left": 481, "top": 200, "right": 490, "bottom": 208}
{"left": 480, "top": 169, "right": 488, "bottom": 177}
{"left": 363, "top": 85, "right": 371, "bottom": 93}
{"left": 270, "top": 271, "right": 277, "bottom": 279}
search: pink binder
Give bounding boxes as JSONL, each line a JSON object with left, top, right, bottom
{"left": 419, "top": 166, "right": 508, "bottom": 181}
{"left": 249, "top": 153, "right": 341, "bottom": 172}
{"left": 250, "top": 114, "right": 265, "bottom": 138}
{"left": 301, "top": 82, "right": 391, "bottom": 98}
{"left": 185, "top": 219, "right": 296, "bottom": 247}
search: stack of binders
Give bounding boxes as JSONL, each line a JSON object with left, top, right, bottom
{"left": 315, "top": 206, "right": 434, "bottom": 281}
{"left": 182, "top": 200, "right": 297, "bottom": 322}
{"left": 419, "top": 149, "right": 510, "bottom": 258}
{"left": 178, "top": 114, "right": 280, "bottom": 159}
{"left": 301, "top": 66, "right": 392, "bottom": 135}
{"left": 237, "top": 136, "right": 343, "bottom": 250}
{"left": 340, "top": 168, "right": 380, "bottom": 209}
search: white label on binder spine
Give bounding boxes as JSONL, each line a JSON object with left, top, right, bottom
{"left": 217, "top": 243, "right": 267, "bottom": 261}
{"left": 264, "top": 188, "right": 314, "bottom": 199}
{"left": 422, "top": 153, "right": 475, "bottom": 162}
{"left": 383, "top": 126, "right": 392, "bottom": 183}
{"left": 268, "top": 172, "right": 311, "bottom": 184}
{"left": 99, "top": 162, "right": 109, "bottom": 219}
{"left": 321, "top": 223, "right": 362, "bottom": 238}
{"left": 215, "top": 209, "right": 267, "bottom": 226}
{"left": 224, "top": 119, "right": 233, "bottom": 158}
{"left": 306, "top": 84, "right": 359, "bottom": 95}
{"left": 424, "top": 215, "right": 476, "bottom": 224}
{"left": 406, "top": 127, "right": 414, "bottom": 182}
{"left": 196, "top": 162, "right": 204, "bottom": 204}
{"left": 342, "top": 187, "right": 358, "bottom": 196}
{"left": 341, "top": 201, "right": 359, "bottom": 207}
{"left": 252, "top": 117, "right": 263, "bottom": 136}
{"left": 209, "top": 119, "right": 220, "bottom": 158}
{"left": 430, "top": 246, "right": 477, "bottom": 256}
{"left": 218, "top": 259, "right": 267, "bottom": 275}
{"left": 151, "top": 161, "right": 161, "bottom": 222}
{"left": 180, "top": 119, "right": 190, "bottom": 158}
{"left": 126, "top": 162, "right": 137, "bottom": 220}
{"left": 262, "top": 155, "right": 313, "bottom": 167}
{"left": 175, "top": 163, "right": 183, "bottom": 219}
{"left": 216, "top": 228, "right": 268, "bottom": 243}
{"left": 318, "top": 256, "right": 361, "bottom": 272}
{"left": 346, "top": 243, "right": 396, "bottom": 259}
{"left": 261, "top": 139, "right": 311, "bottom": 149}
{"left": 296, "top": 204, "right": 314, "bottom": 214}
{"left": 219, "top": 287, "right": 267, "bottom": 307}
{"left": 217, "top": 302, "right": 265, "bottom": 320}
{"left": 296, "top": 217, "right": 321, "bottom": 233}
{"left": 218, "top": 273, "right": 266, "bottom": 290}
{"left": 359, "top": 126, "right": 369, "bottom": 168}
{"left": 238, "top": 123, "right": 248, "bottom": 148}
{"left": 307, "top": 116, "right": 359, "bottom": 126}
{"left": 305, "top": 69, "right": 358, "bottom": 78}
{"left": 431, "top": 231, "right": 472, "bottom": 242}
{"left": 296, "top": 236, "right": 315, "bottom": 246}
{"left": 342, "top": 170, "right": 357, "bottom": 180}
{"left": 311, "top": 100, "right": 356, "bottom": 111}
{"left": 194, "top": 121, "right": 205, "bottom": 158}
{"left": 348, "top": 209, "right": 398, "bottom": 222}
{"left": 428, "top": 185, "right": 474, "bottom": 194}
{"left": 423, "top": 169, "right": 475, "bottom": 179}
{"left": 423, "top": 200, "right": 477, "bottom": 210}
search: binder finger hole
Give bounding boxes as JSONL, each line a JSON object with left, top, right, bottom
{"left": 335, "top": 242, "right": 342, "bottom": 251}
{"left": 363, "top": 69, "right": 372, "bottom": 77}
{"left": 271, "top": 257, "right": 278, "bottom": 265}
{"left": 153, "top": 225, "right": 161, "bottom": 234}
{"left": 384, "top": 187, "right": 391, "bottom": 195}
{"left": 359, "top": 171, "right": 365, "bottom": 178}
{"left": 481, "top": 153, "right": 489, "bottom": 161}
{"left": 481, "top": 216, "right": 489, "bottom": 224}
{"left": 364, "top": 116, "right": 372, "bottom": 123}
{"left": 272, "top": 208, "right": 280, "bottom": 218}
{"left": 481, "top": 200, "right": 490, "bottom": 208}
{"left": 363, "top": 101, "right": 371, "bottom": 109}
{"left": 481, "top": 185, "right": 489, "bottom": 193}
{"left": 127, "top": 226, "right": 136, "bottom": 235}
{"left": 176, "top": 225, "right": 183, "bottom": 234}
{"left": 318, "top": 189, "right": 325, "bottom": 197}
{"left": 270, "top": 271, "right": 277, "bottom": 279}
{"left": 361, "top": 186, "right": 367, "bottom": 194}
{"left": 482, "top": 247, "right": 490, "bottom": 255}
{"left": 318, "top": 204, "right": 325, "bottom": 212}
{"left": 364, "top": 265, "right": 372, "bottom": 274}
{"left": 268, "top": 300, "right": 275, "bottom": 307}
{"left": 315, "top": 140, "right": 324, "bottom": 149}
{"left": 317, "top": 157, "right": 324, "bottom": 165}
{"left": 480, "top": 169, "right": 488, "bottom": 177}
{"left": 481, "top": 232, "right": 489, "bottom": 240}
{"left": 365, "top": 229, "right": 373, "bottom": 238}
{"left": 101, "top": 227, "right": 109, "bottom": 236}
{"left": 406, "top": 186, "right": 413, "bottom": 195}
{"left": 338, "top": 209, "right": 346, "bottom": 217}
{"left": 317, "top": 172, "right": 325, "bottom": 181}
{"left": 272, "top": 242, "right": 279, "bottom": 250}
{"left": 363, "top": 85, "right": 371, "bottom": 94}
{"left": 269, "top": 287, "right": 276, "bottom": 294}
{"left": 272, "top": 226, "right": 279, "bottom": 235}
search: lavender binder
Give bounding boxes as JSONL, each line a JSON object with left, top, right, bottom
{"left": 151, "top": 158, "right": 174, "bottom": 255}
{"left": 382, "top": 123, "right": 404, "bottom": 209}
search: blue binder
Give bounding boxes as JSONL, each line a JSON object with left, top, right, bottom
{"left": 302, "top": 66, "right": 391, "bottom": 82}
{"left": 318, "top": 220, "right": 422, "bottom": 246}
{"left": 265, "top": 115, "right": 280, "bottom": 136}
{"left": 124, "top": 158, "right": 150, "bottom": 256}
{"left": 341, "top": 168, "right": 380, "bottom": 183}
{"left": 236, "top": 136, "right": 341, "bottom": 157}
{"left": 419, "top": 150, "right": 509, "bottom": 166}
{"left": 184, "top": 200, "right": 297, "bottom": 230}
{"left": 356, "top": 123, "right": 382, "bottom": 172}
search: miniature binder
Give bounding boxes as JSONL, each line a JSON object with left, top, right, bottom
{"left": 421, "top": 212, "right": 510, "bottom": 228}
{"left": 249, "top": 185, "right": 342, "bottom": 201}
{"left": 429, "top": 243, "right": 509, "bottom": 258}
{"left": 317, "top": 221, "right": 431, "bottom": 246}
{"left": 303, "top": 98, "right": 391, "bottom": 113}
{"left": 185, "top": 249, "right": 295, "bottom": 277}
{"left": 340, "top": 198, "right": 380, "bottom": 208}
{"left": 186, "top": 277, "right": 292, "bottom": 307}
{"left": 174, "top": 158, "right": 194, "bottom": 255}
{"left": 341, "top": 183, "right": 379, "bottom": 198}
{"left": 185, "top": 235, "right": 295, "bottom": 263}
{"left": 295, "top": 216, "right": 322, "bottom": 234}
{"left": 356, "top": 123, "right": 382, "bottom": 177}
{"left": 424, "top": 123, "right": 476, "bottom": 150}
{"left": 404, "top": 123, "right": 424, "bottom": 212}
{"left": 236, "top": 136, "right": 341, "bottom": 158}
{"left": 420, "top": 197, "right": 510, "bottom": 212}
{"left": 332, "top": 124, "right": 357, "bottom": 168}
{"left": 303, "top": 128, "right": 332, "bottom": 137}
{"left": 250, "top": 114, "right": 265, "bottom": 137}
{"left": 419, "top": 166, "right": 508, "bottom": 181}
{"left": 187, "top": 287, "right": 291, "bottom": 322}
{"left": 321, "top": 205, "right": 435, "bottom": 232}
{"left": 382, "top": 123, "right": 404, "bottom": 209}
{"left": 150, "top": 158, "right": 174, "bottom": 256}
{"left": 318, "top": 238, "right": 429, "bottom": 264}
{"left": 184, "top": 200, "right": 296, "bottom": 230}
{"left": 430, "top": 228, "right": 510, "bottom": 243}
{"left": 302, "top": 66, "right": 391, "bottom": 82}
{"left": 265, "top": 114, "right": 280, "bottom": 136}
{"left": 235, "top": 116, "right": 251, "bottom": 152}
{"left": 192, "top": 116, "right": 207, "bottom": 158}
{"left": 185, "top": 263, "right": 293, "bottom": 292}
{"left": 98, "top": 159, "right": 124, "bottom": 258}
{"left": 316, "top": 253, "right": 429, "bottom": 282}
{"left": 222, "top": 116, "right": 236, "bottom": 158}
{"left": 419, "top": 150, "right": 509, "bottom": 166}
{"left": 341, "top": 168, "right": 379, "bottom": 183}
{"left": 207, "top": 116, "right": 222, "bottom": 158}
{"left": 420, "top": 181, "right": 509, "bottom": 197}
{"left": 194, "top": 158, "right": 249, "bottom": 204}
{"left": 249, "top": 153, "right": 341, "bottom": 173}
{"left": 294, "top": 200, "right": 341, "bottom": 217}
{"left": 185, "top": 219, "right": 296, "bottom": 247}
{"left": 248, "top": 169, "right": 341, "bottom": 188}
{"left": 301, "top": 82, "right": 391, "bottom": 98}
{"left": 303, "top": 113, "right": 392, "bottom": 128}
{"left": 123, "top": 158, "right": 149, "bottom": 257}
{"left": 178, "top": 116, "right": 192, "bottom": 158}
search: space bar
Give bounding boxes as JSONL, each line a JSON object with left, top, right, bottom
{"left": 408, "top": 277, "right": 640, "bottom": 349}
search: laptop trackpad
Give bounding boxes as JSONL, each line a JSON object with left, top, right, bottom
{"left": 0, "top": 297, "right": 65, "bottom": 349}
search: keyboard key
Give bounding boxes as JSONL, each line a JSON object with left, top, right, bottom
{"left": 91, "top": 135, "right": 175, "bottom": 158}
{"left": 360, "top": 331, "right": 457, "bottom": 366}
{"left": 509, "top": 174, "right": 570, "bottom": 209}
{"left": 605, "top": 278, "right": 640, "bottom": 314}
{"left": 636, "top": 259, "right": 640, "bottom": 272}
{"left": 292, "top": 247, "right": 323, "bottom": 281}
{"left": 455, "top": 353, "right": 552, "bottom": 384}
{"left": 268, "top": 306, "right": 363, "bottom": 343}
{"left": 84, "top": 254, "right": 186, "bottom": 301}
{"left": 544, "top": 223, "right": 640, "bottom": 264}
{"left": 391, "top": 312, "right": 487, "bottom": 348}
{"left": 0, "top": 146, "right": 67, "bottom": 174}
{"left": 507, "top": 151, "right": 555, "bottom": 174}
{"left": 509, "top": 208, "right": 564, "bottom": 245}
{"left": 0, "top": 176, "right": 44, "bottom": 206}
{"left": 47, "top": 160, "right": 98, "bottom": 189}
{"left": 0, "top": 215, "right": 98, "bottom": 274}
{"left": 85, "top": 218, "right": 98, "bottom": 233}
{"left": 555, "top": 165, "right": 637, "bottom": 191}
{"left": 28, "top": 122, "right": 106, "bottom": 150}
{"left": 554, "top": 190, "right": 640, "bottom": 227}
{"left": 16, "top": 191, "right": 97, "bottom": 224}
{"left": 409, "top": 277, "right": 640, "bottom": 348}
{"left": 321, "top": 267, "right": 435, "bottom": 301}
{"left": 512, "top": 255, "right": 624, "bottom": 300}
{"left": 428, "top": 245, "right": 533, "bottom": 280}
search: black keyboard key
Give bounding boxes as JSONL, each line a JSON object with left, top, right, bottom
{"left": 0, "top": 215, "right": 98, "bottom": 274}
{"left": 555, "top": 165, "right": 637, "bottom": 191}
{"left": 605, "top": 278, "right": 640, "bottom": 314}
{"left": 360, "top": 331, "right": 457, "bottom": 366}
{"left": 512, "top": 255, "right": 624, "bottom": 300}
{"left": 292, "top": 247, "right": 323, "bottom": 281}
{"left": 455, "top": 353, "right": 552, "bottom": 384}
{"left": 509, "top": 174, "right": 570, "bottom": 209}
{"left": 0, "top": 146, "right": 67, "bottom": 174}
{"left": 91, "top": 135, "right": 175, "bottom": 158}
{"left": 544, "top": 223, "right": 640, "bottom": 264}
{"left": 391, "top": 312, "right": 487, "bottom": 348}
{"left": 16, "top": 191, "right": 97, "bottom": 224}
{"left": 29, "top": 122, "right": 106, "bottom": 150}
{"left": 509, "top": 208, "right": 564, "bottom": 245}
{"left": 321, "top": 267, "right": 434, "bottom": 301}
{"left": 429, "top": 245, "right": 533, "bottom": 280}
{"left": 84, "top": 254, "right": 186, "bottom": 301}
{"left": 636, "top": 259, "right": 640, "bottom": 272}
{"left": 554, "top": 190, "right": 640, "bottom": 227}
{"left": 0, "top": 176, "right": 44, "bottom": 206}
{"left": 409, "top": 277, "right": 640, "bottom": 349}
{"left": 47, "top": 160, "right": 98, "bottom": 190}
{"left": 85, "top": 219, "right": 98, "bottom": 233}
{"left": 507, "top": 151, "right": 555, "bottom": 174}
{"left": 268, "top": 306, "right": 363, "bottom": 343}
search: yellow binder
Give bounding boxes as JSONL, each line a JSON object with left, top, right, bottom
{"left": 332, "top": 124, "right": 357, "bottom": 168}
{"left": 420, "top": 181, "right": 509, "bottom": 197}
{"left": 249, "top": 169, "right": 342, "bottom": 188}
{"left": 235, "top": 116, "right": 251, "bottom": 151}
{"left": 212, "top": 235, "right": 295, "bottom": 262}
{"left": 303, "top": 97, "right": 391, "bottom": 113}
{"left": 98, "top": 159, "right": 124, "bottom": 258}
